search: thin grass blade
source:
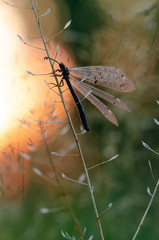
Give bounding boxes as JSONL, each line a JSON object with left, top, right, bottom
{"left": 70, "top": 66, "right": 135, "bottom": 92}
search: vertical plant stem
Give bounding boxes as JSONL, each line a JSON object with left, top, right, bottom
{"left": 41, "top": 129, "right": 86, "bottom": 240}
{"left": 30, "top": 1, "right": 104, "bottom": 239}
{"left": 73, "top": 132, "right": 105, "bottom": 240}
{"left": 30, "top": 2, "right": 86, "bottom": 239}
{"left": 132, "top": 179, "right": 159, "bottom": 240}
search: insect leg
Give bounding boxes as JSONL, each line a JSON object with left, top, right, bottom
{"left": 48, "top": 71, "right": 63, "bottom": 89}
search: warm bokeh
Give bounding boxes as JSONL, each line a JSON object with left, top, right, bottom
{"left": 0, "top": 0, "right": 159, "bottom": 240}
{"left": 0, "top": 0, "right": 74, "bottom": 200}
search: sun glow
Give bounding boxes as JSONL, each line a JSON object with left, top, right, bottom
{"left": 0, "top": 8, "right": 21, "bottom": 133}
{"left": 0, "top": 3, "right": 72, "bottom": 142}
{"left": 0, "top": 6, "right": 48, "bottom": 136}
{"left": 0, "top": 62, "right": 14, "bottom": 131}
{"left": 0, "top": 1, "right": 72, "bottom": 200}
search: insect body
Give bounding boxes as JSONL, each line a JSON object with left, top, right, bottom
{"left": 45, "top": 57, "right": 89, "bottom": 132}
{"left": 45, "top": 57, "right": 135, "bottom": 129}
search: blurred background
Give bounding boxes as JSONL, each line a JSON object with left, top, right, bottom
{"left": 0, "top": 0, "right": 159, "bottom": 239}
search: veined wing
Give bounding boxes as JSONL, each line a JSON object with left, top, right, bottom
{"left": 70, "top": 66, "right": 135, "bottom": 92}
{"left": 71, "top": 78, "right": 118, "bottom": 126}
{"left": 71, "top": 78, "right": 131, "bottom": 112}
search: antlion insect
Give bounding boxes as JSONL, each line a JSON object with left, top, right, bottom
{"left": 44, "top": 57, "right": 135, "bottom": 132}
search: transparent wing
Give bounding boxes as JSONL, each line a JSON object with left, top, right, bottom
{"left": 72, "top": 78, "right": 131, "bottom": 112}
{"left": 71, "top": 78, "right": 118, "bottom": 126}
{"left": 70, "top": 66, "right": 135, "bottom": 92}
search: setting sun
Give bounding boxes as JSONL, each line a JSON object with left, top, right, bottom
{"left": 0, "top": 6, "right": 24, "bottom": 134}
{"left": 0, "top": 15, "right": 14, "bottom": 131}
{"left": 0, "top": 5, "right": 49, "bottom": 136}
{"left": 0, "top": 3, "right": 70, "bottom": 140}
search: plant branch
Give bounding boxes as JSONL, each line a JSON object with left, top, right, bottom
{"left": 41, "top": 128, "right": 86, "bottom": 240}
{"left": 132, "top": 179, "right": 159, "bottom": 240}
{"left": 30, "top": 1, "right": 86, "bottom": 239}
{"left": 30, "top": 1, "right": 104, "bottom": 239}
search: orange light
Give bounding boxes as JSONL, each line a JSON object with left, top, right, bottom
{"left": 0, "top": 14, "right": 14, "bottom": 131}
{"left": 0, "top": 6, "right": 26, "bottom": 134}
{"left": 0, "top": 6, "right": 47, "bottom": 135}
{"left": 0, "top": 3, "right": 74, "bottom": 200}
